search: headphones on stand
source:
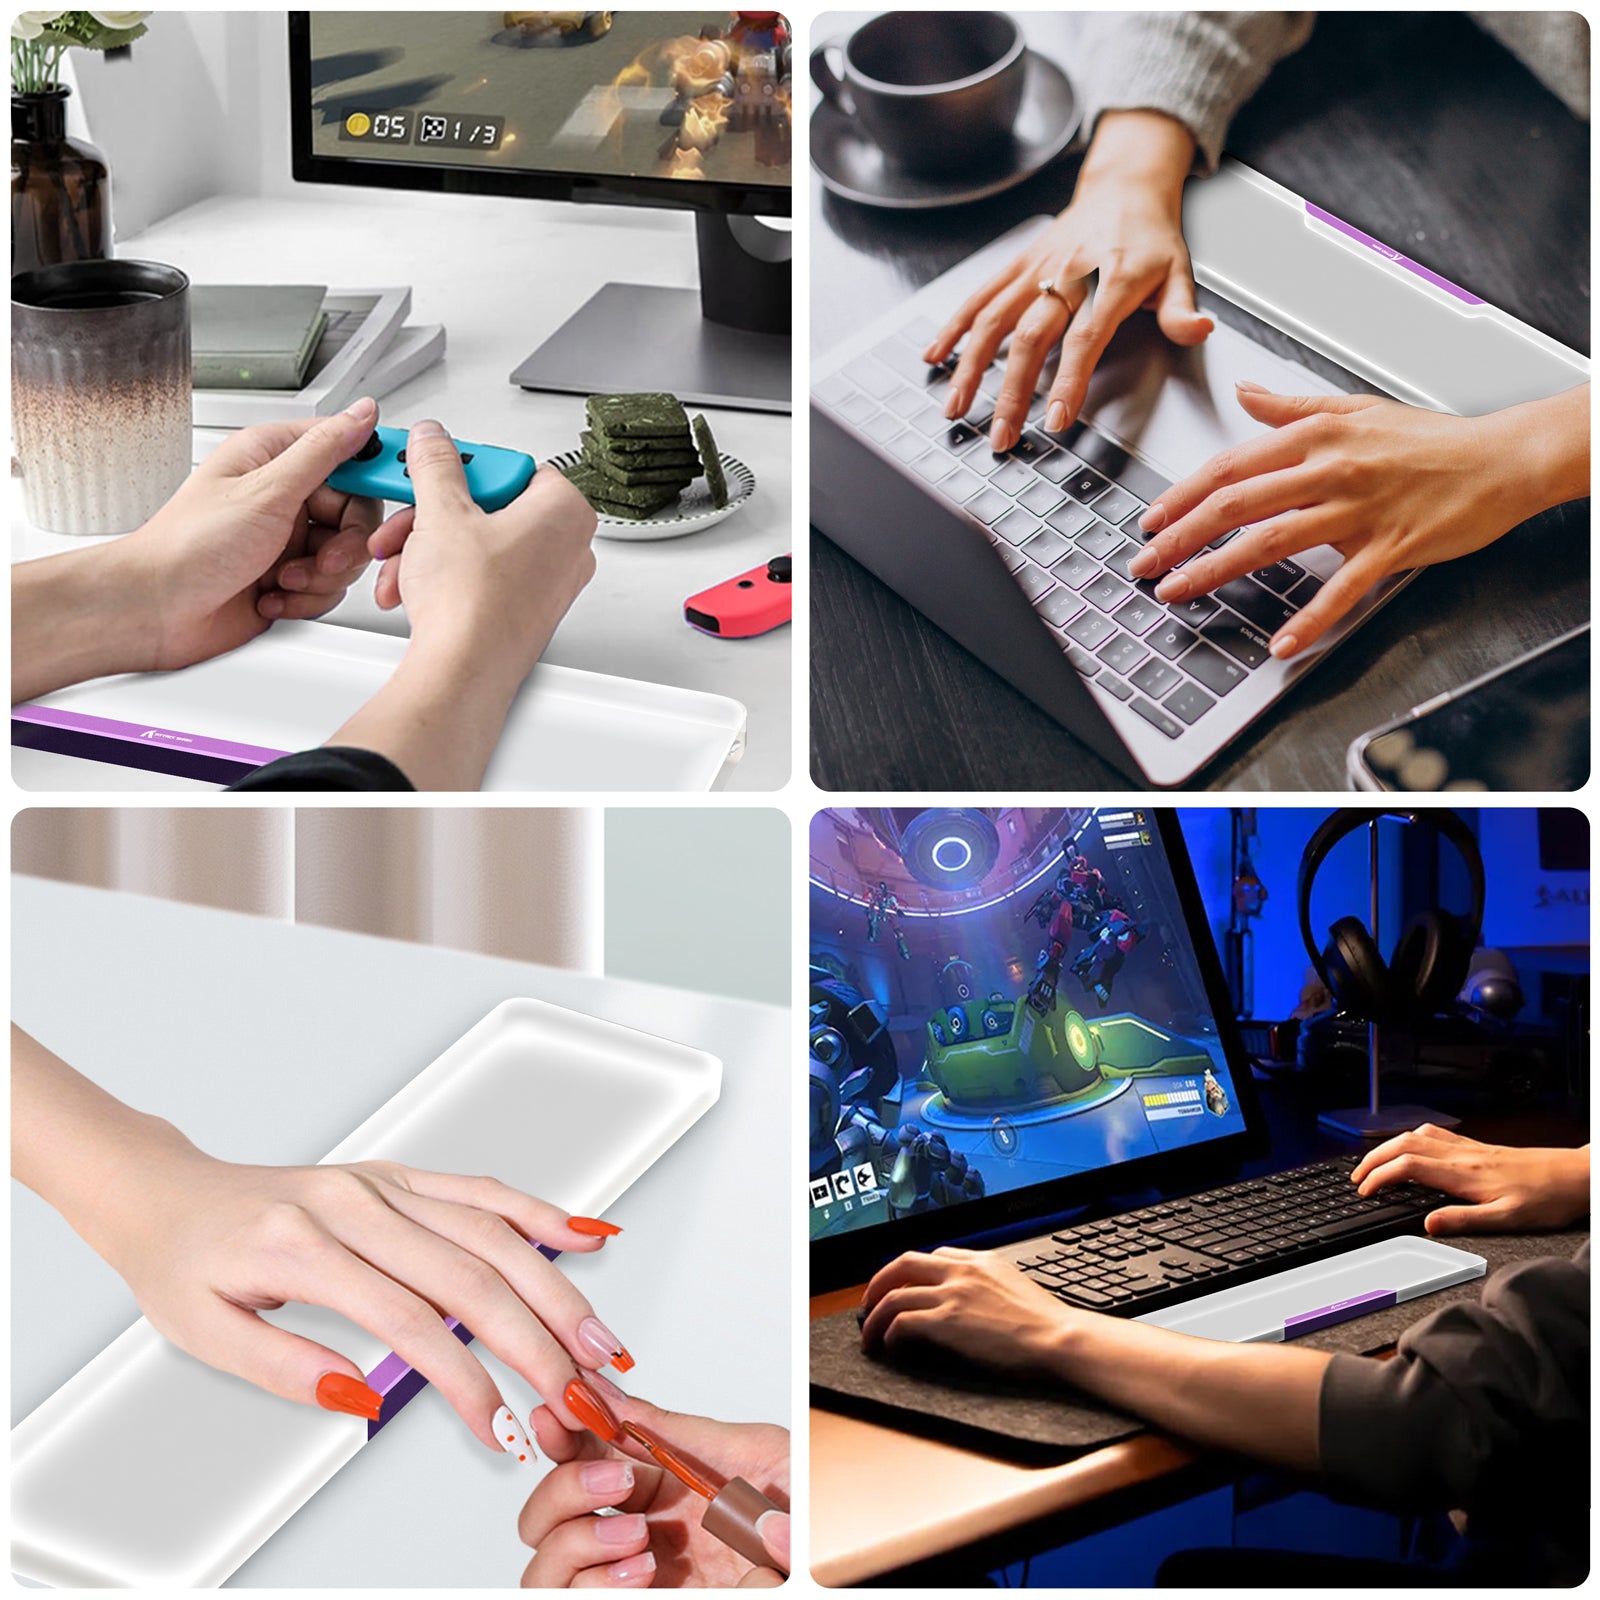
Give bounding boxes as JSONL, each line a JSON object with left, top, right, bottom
{"left": 1297, "top": 809, "right": 1486, "bottom": 1026}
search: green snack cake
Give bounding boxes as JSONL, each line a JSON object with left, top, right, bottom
{"left": 692, "top": 415, "right": 728, "bottom": 509}
{"left": 580, "top": 431, "right": 699, "bottom": 478}
{"left": 586, "top": 391, "right": 692, "bottom": 440}
{"left": 563, "top": 460, "right": 683, "bottom": 515}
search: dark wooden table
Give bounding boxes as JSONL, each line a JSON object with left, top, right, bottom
{"left": 809, "top": 12, "right": 1591, "bottom": 792}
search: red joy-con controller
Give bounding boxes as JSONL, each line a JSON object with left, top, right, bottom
{"left": 685, "top": 555, "right": 792, "bottom": 638}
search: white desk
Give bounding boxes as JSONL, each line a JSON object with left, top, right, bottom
{"left": 11, "top": 189, "right": 792, "bottom": 792}
{"left": 11, "top": 878, "right": 791, "bottom": 1586}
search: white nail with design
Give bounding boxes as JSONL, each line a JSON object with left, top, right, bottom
{"left": 495, "top": 1405, "right": 537, "bottom": 1467}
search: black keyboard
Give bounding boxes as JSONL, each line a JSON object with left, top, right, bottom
{"left": 1005, "top": 1156, "right": 1449, "bottom": 1316}
{"left": 813, "top": 319, "right": 1327, "bottom": 741}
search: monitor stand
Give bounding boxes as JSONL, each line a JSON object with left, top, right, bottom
{"left": 509, "top": 212, "right": 790, "bottom": 413}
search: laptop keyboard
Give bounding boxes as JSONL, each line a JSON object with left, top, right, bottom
{"left": 1007, "top": 1155, "right": 1448, "bottom": 1315}
{"left": 814, "top": 319, "right": 1329, "bottom": 740}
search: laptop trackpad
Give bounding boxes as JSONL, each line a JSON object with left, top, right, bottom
{"left": 1071, "top": 310, "right": 1345, "bottom": 484}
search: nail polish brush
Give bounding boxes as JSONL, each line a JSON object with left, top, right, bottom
{"left": 566, "top": 1380, "right": 787, "bottom": 1574}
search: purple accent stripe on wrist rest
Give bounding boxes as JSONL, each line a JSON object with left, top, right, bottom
{"left": 11, "top": 704, "right": 288, "bottom": 767}
{"left": 1305, "top": 202, "right": 1484, "bottom": 305}
{"left": 1283, "top": 1288, "right": 1396, "bottom": 1339}
{"left": 364, "top": 1242, "right": 561, "bottom": 1439}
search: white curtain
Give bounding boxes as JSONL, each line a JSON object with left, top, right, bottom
{"left": 12, "top": 808, "right": 602, "bottom": 972}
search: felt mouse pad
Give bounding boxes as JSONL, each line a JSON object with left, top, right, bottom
{"left": 810, "top": 1230, "right": 1587, "bottom": 1463}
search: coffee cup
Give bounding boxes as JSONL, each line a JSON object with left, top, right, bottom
{"left": 810, "top": 11, "right": 1027, "bottom": 178}
{"left": 12, "top": 258, "right": 191, "bottom": 536}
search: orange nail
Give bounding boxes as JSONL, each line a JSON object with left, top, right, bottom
{"left": 316, "top": 1373, "right": 382, "bottom": 1421}
{"left": 567, "top": 1377, "right": 622, "bottom": 1442}
{"left": 611, "top": 1346, "right": 636, "bottom": 1374}
{"left": 569, "top": 1216, "right": 623, "bottom": 1238}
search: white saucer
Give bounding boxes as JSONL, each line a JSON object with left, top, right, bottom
{"left": 810, "top": 51, "right": 1081, "bottom": 211}
{"left": 551, "top": 450, "right": 756, "bottom": 542}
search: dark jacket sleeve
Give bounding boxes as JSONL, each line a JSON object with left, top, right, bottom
{"left": 226, "top": 747, "right": 415, "bottom": 792}
{"left": 1318, "top": 1242, "right": 1589, "bottom": 1520}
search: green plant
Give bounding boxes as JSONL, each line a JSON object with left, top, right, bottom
{"left": 11, "top": 10, "right": 150, "bottom": 95}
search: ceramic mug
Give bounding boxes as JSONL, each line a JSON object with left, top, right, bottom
{"left": 810, "top": 11, "right": 1027, "bottom": 177}
{"left": 12, "top": 258, "right": 191, "bottom": 536}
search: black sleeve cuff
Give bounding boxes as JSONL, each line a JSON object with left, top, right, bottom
{"left": 226, "top": 746, "right": 415, "bottom": 791}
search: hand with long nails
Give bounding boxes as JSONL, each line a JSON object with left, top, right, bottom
{"left": 10, "top": 1024, "right": 631, "bottom": 1457}
{"left": 1127, "top": 382, "right": 1591, "bottom": 658}
{"left": 924, "top": 111, "right": 1210, "bottom": 455}
{"left": 518, "top": 1379, "right": 791, "bottom": 1589}
{"left": 11, "top": 399, "right": 385, "bottom": 704}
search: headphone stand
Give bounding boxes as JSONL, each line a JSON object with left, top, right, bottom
{"left": 1317, "top": 818, "right": 1461, "bottom": 1140}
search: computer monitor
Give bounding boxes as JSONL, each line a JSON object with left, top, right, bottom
{"left": 288, "top": 11, "right": 791, "bottom": 411}
{"left": 809, "top": 807, "right": 1266, "bottom": 1288}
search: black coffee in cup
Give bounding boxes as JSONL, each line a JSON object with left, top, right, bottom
{"left": 811, "top": 11, "right": 1027, "bottom": 178}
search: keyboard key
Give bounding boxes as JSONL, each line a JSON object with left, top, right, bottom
{"left": 1011, "top": 431, "right": 1056, "bottom": 465}
{"left": 1202, "top": 612, "right": 1273, "bottom": 668}
{"left": 843, "top": 355, "right": 900, "bottom": 398}
{"left": 997, "top": 543, "right": 1028, "bottom": 573}
{"left": 1023, "top": 527, "right": 1075, "bottom": 567}
{"left": 1091, "top": 484, "right": 1143, "bottom": 525}
{"left": 1097, "top": 674, "right": 1133, "bottom": 702}
{"left": 1255, "top": 557, "right": 1307, "bottom": 594}
{"left": 1164, "top": 681, "right": 1216, "bottom": 725}
{"left": 1130, "top": 658, "right": 1181, "bottom": 699}
{"left": 1096, "top": 632, "right": 1148, "bottom": 676}
{"left": 883, "top": 385, "right": 931, "bottom": 419}
{"left": 965, "top": 486, "right": 1014, "bottom": 524}
{"left": 992, "top": 507, "right": 1042, "bottom": 546}
{"left": 873, "top": 337, "right": 944, "bottom": 383}
{"left": 938, "top": 419, "right": 984, "bottom": 451}
{"left": 1066, "top": 609, "right": 1116, "bottom": 650}
{"left": 1015, "top": 561, "right": 1054, "bottom": 602}
{"left": 1130, "top": 698, "right": 1183, "bottom": 739}
{"left": 1180, "top": 639, "right": 1248, "bottom": 695}
{"left": 1075, "top": 519, "right": 1123, "bottom": 561}
{"left": 1289, "top": 572, "right": 1324, "bottom": 603}
{"left": 1148, "top": 619, "right": 1198, "bottom": 660}
{"left": 913, "top": 406, "right": 954, "bottom": 437}
{"left": 1050, "top": 549, "right": 1100, "bottom": 589}
{"left": 860, "top": 411, "right": 902, "bottom": 445}
{"left": 1045, "top": 499, "right": 1095, "bottom": 538}
{"left": 1065, "top": 645, "right": 1100, "bottom": 676}
{"left": 1018, "top": 478, "right": 1067, "bottom": 516}
{"left": 814, "top": 373, "right": 851, "bottom": 407}
{"left": 1033, "top": 448, "right": 1081, "bottom": 485}
{"left": 837, "top": 389, "right": 877, "bottom": 425}
{"left": 1114, "top": 594, "right": 1163, "bottom": 635}
{"left": 965, "top": 397, "right": 996, "bottom": 432}
{"left": 1066, "top": 464, "right": 1112, "bottom": 503}
{"left": 1037, "top": 586, "right": 1084, "bottom": 629}
{"left": 886, "top": 429, "right": 925, "bottom": 463}
{"left": 1084, "top": 572, "right": 1131, "bottom": 613}
{"left": 1168, "top": 594, "right": 1219, "bottom": 628}
{"left": 937, "top": 466, "right": 987, "bottom": 505}
{"left": 1102, "top": 541, "right": 1144, "bottom": 582}
{"left": 1217, "top": 576, "right": 1295, "bottom": 633}
{"left": 909, "top": 450, "right": 956, "bottom": 484}
{"left": 991, "top": 458, "right": 1036, "bottom": 495}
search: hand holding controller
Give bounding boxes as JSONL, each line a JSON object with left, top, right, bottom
{"left": 685, "top": 554, "right": 792, "bottom": 638}
{"left": 328, "top": 424, "right": 536, "bottom": 512}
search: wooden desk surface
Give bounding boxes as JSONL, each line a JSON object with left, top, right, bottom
{"left": 809, "top": 11, "right": 1591, "bottom": 792}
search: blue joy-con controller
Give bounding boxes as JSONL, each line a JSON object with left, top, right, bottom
{"left": 327, "top": 425, "right": 536, "bottom": 511}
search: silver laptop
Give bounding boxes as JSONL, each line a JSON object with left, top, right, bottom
{"left": 811, "top": 217, "right": 1416, "bottom": 787}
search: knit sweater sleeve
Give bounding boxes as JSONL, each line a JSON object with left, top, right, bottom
{"left": 1076, "top": 12, "right": 1315, "bottom": 175}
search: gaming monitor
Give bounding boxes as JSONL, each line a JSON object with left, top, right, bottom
{"left": 809, "top": 808, "right": 1267, "bottom": 1289}
{"left": 288, "top": 11, "right": 792, "bottom": 410}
